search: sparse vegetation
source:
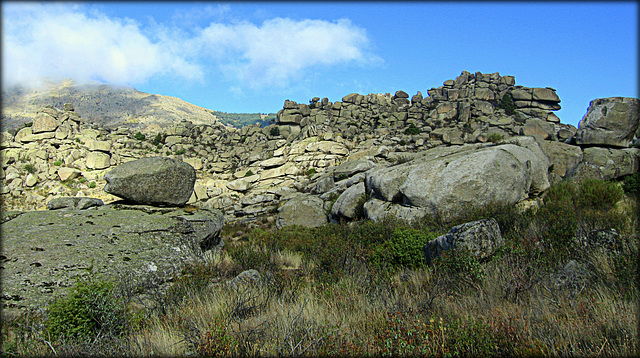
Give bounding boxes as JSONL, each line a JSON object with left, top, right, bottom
{"left": 500, "top": 93, "right": 517, "bottom": 115}
{"left": 269, "top": 126, "right": 280, "bottom": 137}
{"left": 404, "top": 123, "right": 421, "bottom": 135}
{"left": 53, "top": 160, "right": 63, "bottom": 166}
{"left": 134, "top": 132, "right": 146, "bottom": 141}
{"left": 2, "top": 179, "right": 638, "bottom": 356}
{"left": 23, "top": 163, "right": 36, "bottom": 174}
{"left": 89, "top": 181, "right": 96, "bottom": 188}
{"left": 488, "top": 132, "right": 504, "bottom": 144}
{"left": 174, "top": 149, "right": 186, "bottom": 155}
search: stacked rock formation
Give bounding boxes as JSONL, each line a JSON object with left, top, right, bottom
{"left": 1, "top": 71, "right": 638, "bottom": 225}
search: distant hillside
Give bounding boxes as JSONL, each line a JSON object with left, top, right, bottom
{"left": 211, "top": 111, "right": 277, "bottom": 128}
{"left": 1, "top": 80, "right": 272, "bottom": 131}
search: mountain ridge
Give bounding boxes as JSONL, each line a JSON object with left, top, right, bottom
{"left": 1, "top": 79, "right": 272, "bottom": 131}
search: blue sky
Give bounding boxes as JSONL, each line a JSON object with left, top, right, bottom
{"left": 2, "top": 2, "right": 637, "bottom": 127}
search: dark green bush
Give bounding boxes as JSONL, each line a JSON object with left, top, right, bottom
{"left": 487, "top": 133, "right": 504, "bottom": 144}
{"left": 46, "top": 279, "right": 127, "bottom": 340}
{"left": 134, "top": 132, "right": 146, "bottom": 141}
{"left": 23, "top": 163, "right": 36, "bottom": 174}
{"left": 404, "top": 123, "right": 420, "bottom": 135}
{"left": 370, "top": 227, "right": 438, "bottom": 269}
{"left": 622, "top": 172, "right": 640, "bottom": 196}
{"left": 576, "top": 179, "right": 623, "bottom": 211}
{"left": 434, "top": 249, "right": 486, "bottom": 284}
{"left": 152, "top": 133, "right": 166, "bottom": 146}
{"left": 244, "top": 170, "right": 255, "bottom": 177}
{"left": 175, "top": 149, "right": 186, "bottom": 155}
{"left": 500, "top": 94, "right": 516, "bottom": 116}
{"left": 269, "top": 126, "right": 280, "bottom": 137}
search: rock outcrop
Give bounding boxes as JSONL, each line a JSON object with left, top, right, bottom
{"left": 364, "top": 139, "right": 549, "bottom": 221}
{"left": 574, "top": 97, "right": 640, "bottom": 148}
{"left": 104, "top": 157, "right": 196, "bottom": 206}
{"left": 1, "top": 71, "right": 638, "bottom": 226}
{"left": 424, "top": 218, "right": 503, "bottom": 265}
{"left": 1, "top": 205, "right": 224, "bottom": 311}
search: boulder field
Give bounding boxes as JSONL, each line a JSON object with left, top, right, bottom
{"left": 1, "top": 70, "right": 638, "bottom": 311}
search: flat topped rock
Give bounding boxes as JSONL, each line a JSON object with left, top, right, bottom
{"left": 104, "top": 157, "right": 196, "bottom": 206}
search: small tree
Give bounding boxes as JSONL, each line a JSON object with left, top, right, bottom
{"left": 500, "top": 94, "right": 517, "bottom": 116}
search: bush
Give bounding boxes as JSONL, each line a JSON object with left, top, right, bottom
{"left": 23, "top": 163, "right": 36, "bottom": 174}
{"left": 46, "top": 279, "right": 127, "bottom": 341}
{"left": 152, "top": 133, "right": 166, "bottom": 146}
{"left": 500, "top": 94, "right": 517, "bottom": 116}
{"left": 576, "top": 179, "right": 623, "bottom": 211}
{"left": 370, "top": 227, "right": 438, "bottom": 269}
{"left": 244, "top": 170, "right": 255, "bottom": 177}
{"left": 622, "top": 172, "right": 640, "bottom": 196}
{"left": 175, "top": 149, "right": 186, "bottom": 155}
{"left": 53, "top": 160, "right": 63, "bottom": 166}
{"left": 487, "top": 133, "right": 504, "bottom": 144}
{"left": 23, "top": 122, "right": 33, "bottom": 127}
{"left": 270, "top": 126, "right": 280, "bottom": 137}
{"left": 89, "top": 181, "right": 97, "bottom": 188}
{"left": 404, "top": 123, "right": 420, "bottom": 135}
{"left": 134, "top": 132, "right": 146, "bottom": 141}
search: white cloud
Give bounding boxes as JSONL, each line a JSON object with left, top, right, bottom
{"left": 197, "top": 17, "right": 381, "bottom": 88}
{"left": 2, "top": 3, "right": 203, "bottom": 89}
{"left": 2, "top": 3, "right": 380, "bottom": 91}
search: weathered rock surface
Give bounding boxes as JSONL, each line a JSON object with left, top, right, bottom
{"left": 47, "top": 196, "right": 104, "bottom": 210}
{"left": 104, "top": 157, "right": 196, "bottom": 206}
{"left": 331, "top": 182, "right": 366, "bottom": 220}
{"left": 365, "top": 139, "right": 550, "bottom": 220}
{"left": 276, "top": 194, "right": 327, "bottom": 228}
{"left": 1, "top": 205, "right": 224, "bottom": 311}
{"left": 424, "top": 218, "right": 503, "bottom": 265}
{"left": 574, "top": 97, "right": 640, "bottom": 148}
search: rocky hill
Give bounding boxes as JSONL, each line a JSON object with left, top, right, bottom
{"left": 1, "top": 70, "right": 639, "bottom": 311}
{"left": 1, "top": 79, "right": 231, "bottom": 131}
{"left": 2, "top": 70, "right": 638, "bottom": 221}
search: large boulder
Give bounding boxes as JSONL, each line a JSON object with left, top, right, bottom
{"left": 566, "top": 147, "right": 640, "bottom": 181}
{"left": 276, "top": 194, "right": 327, "bottom": 228}
{"left": 365, "top": 139, "right": 550, "bottom": 220}
{"left": 1, "top": 205, "right": 224, "bottom": 312}
{"left": 331, "top": 182, "right": 366, "bottom": 220}
{"left": 424, "top": 218, "right": 503, "bottom": 265}
{"left": 104, "top": 157, "right": 196, "bottom": 206}
{"left": 574, "top": 97, "right": 640, "bottom": 148}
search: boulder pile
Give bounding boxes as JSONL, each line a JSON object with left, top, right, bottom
{"left": 1, "top": 71, "right": 638, "bottom": 226}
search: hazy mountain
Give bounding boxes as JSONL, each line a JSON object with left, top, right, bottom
{"left": 1, "top": 80, "right": 269, "bottom": 131}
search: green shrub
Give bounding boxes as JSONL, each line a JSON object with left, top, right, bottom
{"left": 89, "top": 181, "right": 97, "bottom": 188}
{"left": 500, "top": 94, "right": 517, "bottom": 116}
{"left": 78, "top": 177, "right": 87, "bottom": 183}
{"left": 53, "top": 160, "right": 63, "bottom": 166}
{"left": 152, "top": 133, "right": 166, "bottom": 146}
{"left": 487, "top": 133, "right": 504, "bottom": 144}
{"left": 23, "top": 122, "right": 33, "bottom": 127}
{"left": 270, "top": 126, "right": 280, "bottom": 137}
{"left": 399, "top": 139, "right": 407, "bottom": 146}
{"left": 576, "top": 179, "right": 623, "bottom": 211}
{"left": 45, "top": 279, "right": 127, "bottom": 340}
{"left": 404, "top": 123, "right": 420, "bottom": 135}
{"left": 23, "top": 163, "right": 36, "bottom": 174}
{"left": 134, "top": 132, "right": 146, "bottom": 141}
{"left": 622, "top": 172, "right": 640, "bottom": 196}
{"left": 305, "top": 168, "right": 317, "bottom": 177}
{"left": 175, "top": 149, "right": 186, "bottom": 155}
{"left": 434, "top": 249, "right": 486, "bottom": 284}
{"left": 370, "top": 227, "right": 438, "bottom": 269}
{"left": 244, "top": 170, "right": 255, "bottom": 177}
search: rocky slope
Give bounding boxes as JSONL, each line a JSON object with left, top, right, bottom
{"left": 1, "top": 79, "right": 227, "bottom": 131}
{"left": 2, "top": 71, "right": 637, "bottom": 223}
{"left": 1, "top": 70, "right": 638, "bottom": 312}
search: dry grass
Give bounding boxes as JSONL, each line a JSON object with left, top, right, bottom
{"left": 2, "top": 186, "right": 638, "bottom": 357}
